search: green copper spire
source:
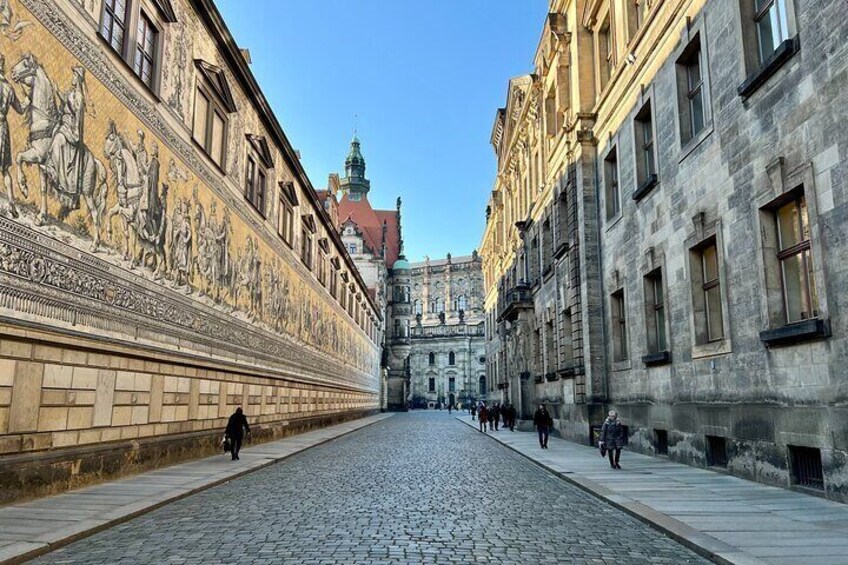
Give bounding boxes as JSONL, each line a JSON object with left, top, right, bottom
{"left": 341, "top": 135, "right": 371, "bottom": 195}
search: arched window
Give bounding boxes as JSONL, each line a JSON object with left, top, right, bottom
{"left": 478, "top": 375, "right": 486, "bottom": 395}
{"left": 414, "top": 299, "right": 423, "bottom": 315}
{"left": 436, "top": 298, "right": 445, "bottom": 314}
{"left": 428, "top": 352, "right": 435, "bottom": 366}
{"left": 458, "top": 295, "right": 468, "bottom": 311}
{"left": 448, "top": 351, "right": 456, "bottom": 365}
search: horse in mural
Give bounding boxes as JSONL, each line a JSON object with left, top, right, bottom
{"left": 103, "top": 124, "right": 168, "bottom": 274}
{"left": 10, "top": 53, "right": 107, "bottom": 251}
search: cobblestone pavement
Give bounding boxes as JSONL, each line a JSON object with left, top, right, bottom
{"left": 36, "top": 412, "right": 709, "bottom": 564}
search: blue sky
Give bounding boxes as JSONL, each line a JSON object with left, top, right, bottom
{"left": 216, "top": 1, "right": 546, "bottom": 262}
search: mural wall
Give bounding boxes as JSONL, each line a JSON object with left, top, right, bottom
{"left": 0, "top": 0, "right": 379, "bottom": 389}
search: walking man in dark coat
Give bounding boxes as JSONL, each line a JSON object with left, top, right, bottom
{"left": 225, "top": 407, "right": 250, "bottom": 461}
{"left": 599, "top": 410, "right": 625, "bottom": 469}
{"left": 490, "top": 403, "right": 500, "bottom": 431}
{"left": 506, "top": 403, "right": 517, "bottom": 431}
{"left": 533, "top": 404, "right": 553, "bottom": 449}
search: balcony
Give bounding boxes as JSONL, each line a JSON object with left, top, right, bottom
{"left": 410, "top": 323, "right": 485, "bottom": 340}
{"left": 497, "top": 284, "right": 534, "bottom": 322}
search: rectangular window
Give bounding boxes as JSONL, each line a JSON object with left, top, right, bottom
{"left": 192, "top": 91, "right": 209, "bottom": 145}
{"left": 428, "top": 377, "right": 436, "bottom": 393}
{"left": 686, "top": 52, "right": 704, "bottom": 138}
{"left": 329, "top": 266, "right": 338, "bottom": 298}
{"left": 775, "top": 196, "right": 818, "bottom": 323}
{"left": 677, "top": 37, "right": 706, "bottom": 144}
{"left": 611, "top": 289, "right": 628, "bottom": 362}
{"left": 448, "top": 377, "right": 455, "bottom": 393}
{"left": 301, "top": 227, "right": 312, "bottom": 270}
{"left": 101, "top": 0, "right": 128, "bottom": 54}
{"left": 598, "top": 17, "right": 613, "bottom": 91}
{"left": 245, "top": 157, "right": 256, "bottom": 205}
{"left": 210, "top": 111, "right": 225, "bottom": 166}
{"left": 706, "top": 435, "right": 728, "bottom": 468}
{"left": 690, "top": 238, "right": 725, "bottom": 344}
{"left": 193, "top": 88, "right": 228, "bottom": 169}
{"left": 318, "top": 253, "right": 327, "bottom": 287}
{"left": 634, "top": 102, "right": 656, "bottom": 189}
{"left": 655, "top": 429, "right": 668, "bottom": 455}
{"left": 789, "top": 445, "right": 824, "bottom": 490}
{"left": 645, "top": 269, "right": 667, "bottom": 353}
{"left": 604, "top": 147, "right": 620, "bottom": 220}
{"left": 702, "top": 244, "right": 723, "bottom": 342}
{"left": 755, "top": 0, "right": 790, "bottom": 64}
{"left": 133, "top": 13, "right": 157, "bottom": 87}
{"left": 278, "top": 196, "right": 294, "bottom": 245}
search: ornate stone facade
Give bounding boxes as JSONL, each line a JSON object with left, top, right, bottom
{"left": 405, "top": 254, "right": 486, "bottom": 409}
{"left": 482, "top": 0, "right": 848, "bottom": 501}
{"left": 0, "top": 0, "right": 381, "bottom": 502}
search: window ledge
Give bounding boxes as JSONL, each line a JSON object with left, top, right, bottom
{"left": 633, "top": 174, "right": 659, "bottom": 202}
{"left": 642, "top": 350, "right": 672, "bottom": 366}
{"left": 554, "top": 242, "right": 569, "bottom": 260}
{"left": 692, "top": 339, "right": 732, "bottom": 359}
{"left": 544, "top": 372, "right": 559, "bottom": 382}
{"left": 738, "top": 36, "right": 800, "bottom": 99}
{"left": 760, "top": 318, "right": 830, "bottom": 347}
{"left": 612, "top": 359, "right": 632, "bottom": 372}
{"left": 533, "top": 374, "right": 545, "bottom": 384}
{"left": 542, "top": 265, "right": 553, "bottom": 279}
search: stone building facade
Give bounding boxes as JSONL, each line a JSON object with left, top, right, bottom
{"left": 0, "top": 0, "right": 382, "bottom": 503}
{"left": 481, "top": 0, "right": 848, "bottom": 501}
{"left": 405, "top": 254, "right": 486, "bottom": 409}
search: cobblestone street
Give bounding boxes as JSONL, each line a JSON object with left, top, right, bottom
{"left": 37, "top": 413, "right": 708, "bottom": 564}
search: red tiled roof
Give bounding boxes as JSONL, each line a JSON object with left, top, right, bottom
{"left": 337, "top": 193, "right": 400, "bottom": 266}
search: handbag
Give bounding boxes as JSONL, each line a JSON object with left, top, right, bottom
{"left": 599, "top": 443, "right": 607, "bottom": 457}
{"left": 222, "top": 434, "right": 232, "bottom": 453}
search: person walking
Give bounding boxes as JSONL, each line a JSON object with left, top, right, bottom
{"left": 490, "top": 403, "right": 500, "bottom": 431}
{"left": 599, "top": 410, "right": 625, "bottom": 469}
{"left": 478, "top": 403, "right": 488, "bottom": 433}
{"left": 506, "top": 403, "right": 517, "bottom": 431}
{"left": 225, "top": 407, "right": 250, "bottom": 461}
{"left": 501, "top": 404, "right": 509, "bottom": 429}
{"left": 533, "top": 404, "right": 553, "bottom": 449}
{"left": 471, "top": 403, "right": 477, "bottom": 421}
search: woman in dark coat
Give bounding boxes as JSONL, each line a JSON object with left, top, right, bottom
{"left": 599, "top": 410, "right": 625, "bottom": 469}
{"left": 225, "top": 407, "right": 250, "bottom": 461}
{"left": 477, "top": 404, "right": 488, "bottom": 432}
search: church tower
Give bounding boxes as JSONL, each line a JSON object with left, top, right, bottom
{"left": 340, "top": 136, "right": 371, "bottom": 197}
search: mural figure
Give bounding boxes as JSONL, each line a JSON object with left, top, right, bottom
{"left": 168, "top": 196, "right": 192, "bottom": 291}
{"left": 0, "top": 54, "right": 23, "bottom": 218}
{"left": 265, "top": 258, "right": 289, "bottom": 331}
{"left": 136, "top": 141, "right": 168, "bottom": 277}
{"left": 11, "top": 56, "right": 106, "bottom": 250}
{"left": 192, "top": 192, "right": 232, "bottom": 303}
{"left": 234, "top": 235, "right": 262, "bottom": 318}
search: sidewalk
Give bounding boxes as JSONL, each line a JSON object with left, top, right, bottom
{"left": 0, "top": 413, "right": 393, "bottom": 565}
{"left": 457, "top": 415, "right": 848, "bottom": 565}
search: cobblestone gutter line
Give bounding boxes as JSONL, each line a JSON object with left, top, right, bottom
{"left": 0, "top": 413, "right": 394, "bottom": 565}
